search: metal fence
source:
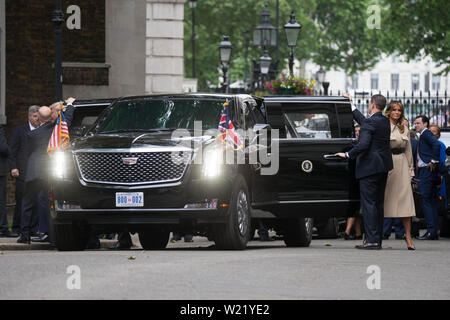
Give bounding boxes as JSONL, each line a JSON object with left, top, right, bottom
{"left": 346, "top": 91, "right": 449, "bottom": 129}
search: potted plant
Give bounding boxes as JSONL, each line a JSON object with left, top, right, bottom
{"left": 263, "top": 74, "right": 316, "bottom": 96}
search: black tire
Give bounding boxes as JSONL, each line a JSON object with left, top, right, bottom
{"left": 213, "top": 175, "right": 251, "bottom": 250}
{"left": 53, "top": 223, "right": 89, "bottom": 251}
{"left": 139, "top": 228, "right": 170, "bottom": 250}
{"left": 317, "top": 218, "right": 339, "bottom": 239}
{"left": 282, "top": 217, "right": 313, "bottom": 247}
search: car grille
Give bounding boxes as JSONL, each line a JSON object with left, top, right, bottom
{"left": 75, "top": 151, "right": 191, "bottom": 185}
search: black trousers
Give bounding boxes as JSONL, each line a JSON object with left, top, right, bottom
{"left": 0, "top": 177, "right": 7, "bottom": 233}
{"left": 359, "top": 172, "right": 388, "bottom": 245}
{"left": 12, "top": 178, "right": 39, "bottom": 233}
{"left": 20, "top": 179, "right": 49, "bottom": 237}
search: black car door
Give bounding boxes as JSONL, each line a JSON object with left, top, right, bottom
{"left": 252, "top": 99, "right": 359, "bottom": 219}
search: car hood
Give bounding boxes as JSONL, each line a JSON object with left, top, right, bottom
{"left": 72, "top": 131, "right": 216, "bottom": 152}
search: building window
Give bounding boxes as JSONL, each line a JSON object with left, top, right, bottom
{"left": 371, "top": 73, "right": 378, "bottom": 90}
{"left": 412, "top": 73, "right": 420, "bottom": 91}
{"left": 432, "top": 75, "right": 441, "bottom": 91}
{"left": 351, "top": 75, "right": 358, "bottom": 89}
{"left": 391, "top": 74, "right": 399, "bottom": 91}
{"left": 391, "top": 53, "right": 400, "bottom": 64}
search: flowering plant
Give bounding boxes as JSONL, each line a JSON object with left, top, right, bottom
{"left": 263, "top": 74, "right": 316, "bottom": 96}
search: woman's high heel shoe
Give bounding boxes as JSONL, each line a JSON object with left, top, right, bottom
{"left": 405, "top": 238, "right": 415, "bottom": 250}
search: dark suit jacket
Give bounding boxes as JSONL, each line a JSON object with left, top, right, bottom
{"left": 417, "top": 129, "right": 440, "bottom": 164}
{"left": 25, "top": 105, "right": 75, "bottom": 182}
{"left": 9, "top": 123, "right": 32, "bottom": 181}
{"left": 348, "top": 109, "right": 393, "bottom": 179}
{"left": 0, "top": 126, "right": 10, "bottom": 177}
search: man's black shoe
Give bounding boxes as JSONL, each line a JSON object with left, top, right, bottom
{"left": 17, "top": 235, "right": 31, "bottom": 244}
{"left": 395, "top": 234, "right": 406, "bottom": 240}
{"left": 30, "top": 231, "right": 40, "bottom": 237}
{"left": 416, "top": 232, "right": 438, "bottom": 240}
{"left": 382, "top": 234, "right": 390, "bottom": 240}
{"left": 31, "top": 233, "right": 50, "bottom": 243}
{"left": 355, "top": 243, "right": 382, "bottom": 250}
{"left": 259, "top": 235, "right": 275, "bottom": 241}
{"left": 0, "top": 230, "right": 19, "bottom": 238}
{"left": 108, "top": 241, "right": 131, "bottom": 250}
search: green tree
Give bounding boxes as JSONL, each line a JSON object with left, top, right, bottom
{"left": 312, "top": 0, "right": 385, "bottom": 75}
{"left": 184, "top": 0, "right": 319, "bottom": 91}
{"left": 380, "top": 0, "right": 450, "bottom": 74}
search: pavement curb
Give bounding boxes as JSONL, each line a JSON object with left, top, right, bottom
{"left": 0, "top": 240, "right": 118, "bottom": 251}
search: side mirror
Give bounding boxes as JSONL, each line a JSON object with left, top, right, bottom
{"left": 253, "top": 123, "right": 270, "bottom": 133}
{"left": 71, "top": 126, "right": 87, "bottom": 137}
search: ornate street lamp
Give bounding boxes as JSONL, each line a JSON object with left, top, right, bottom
{"left": 317, "top": 66, "right": 329, "bottom": 95}
{"left": 52, "top": 0, "right": 64, "bottom": 101}
{"left": 259, "top": 49, "right": 272, "bottom": 87}
{"left": 284, "top": 11, "right": 302, "bottom": 76}
{"left": 189, "top": 0, "right": 197, "bottom": 78}
{"left": 253, "top": 3, "right": 277, "bottom": 49}
{"left": 219, "top": 36, "right": 232, "bottom": 93}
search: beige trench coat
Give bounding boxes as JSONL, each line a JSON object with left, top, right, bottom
{"left": 384, "top": 124, "right": 416, "bottom": 218}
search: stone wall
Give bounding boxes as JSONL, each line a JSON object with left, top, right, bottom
{"left": 145, "top": 0, "right": 185, "bottom": 94}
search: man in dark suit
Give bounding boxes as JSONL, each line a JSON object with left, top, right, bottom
{"left": 414, "top": 115, "right": 443, "bottom": 240}
{"left": 336, "top": 94, "right": 393, "bottom": 250}
{"left": 0, "top": 126, "right": 12, "bottom": 238}
{"left": 17, "top": 99, "right": 75, "bottom": 244}
{"left": 8, "top": 105, "right": 41, "bottom": 236}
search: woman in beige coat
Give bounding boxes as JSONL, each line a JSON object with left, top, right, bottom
{"left": 384, "top": 101, "right": 416, "bottom": 250}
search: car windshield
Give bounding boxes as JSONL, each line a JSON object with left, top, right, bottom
{"left": 95, "top": 98, "right": 227, "bottom": 133}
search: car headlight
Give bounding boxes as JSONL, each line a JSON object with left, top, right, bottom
{"left": 202, "top": 148, "right": 223, "bottom": 178}
{"left": 52, "top": 151, "right": 68, "bottom": 179}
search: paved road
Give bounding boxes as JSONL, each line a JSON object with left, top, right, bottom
{"left": 1, "top": 236, "right": 449, "bottom": 300}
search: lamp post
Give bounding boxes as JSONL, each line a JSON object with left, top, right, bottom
{"left": 219, "top": 36, "right": 232, "bottom": 93}
{"left": 244, "top": 29, "right": 251, "bottom": 92}
{"left": 317, "top": 66, "right": 329, "bottom": 95}
{"left": 189, "top": 0, "right": 197, "bottom": 78}
{"left": 259, "top": 49, "right": 272, "bottom": 87}
{"left": 284, "top": 11, "right": 302, "bottom": 77}
{"left": 52, "top": 0, "right": 64, "bottom": 101}
{"left": 253, "top": 3, "right": 277, "bottom": 50}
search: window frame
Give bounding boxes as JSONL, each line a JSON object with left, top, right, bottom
{"left": 370, "top": 73, "right": 379, "bottom": 90}
{"left": 412, "top": 73, "right": 420, "bottom": 91}
{"left": 391, "top": 73, "right": 399, "bottom": 91}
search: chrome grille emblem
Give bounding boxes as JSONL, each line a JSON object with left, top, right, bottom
{"left": 122, "top": 157, "right": 138, "bottom": 165}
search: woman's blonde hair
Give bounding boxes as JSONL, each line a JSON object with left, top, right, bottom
{"left": 385, "top": 100, "right": 406, "bottom": 133}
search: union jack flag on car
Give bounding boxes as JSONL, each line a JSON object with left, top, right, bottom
{"left": 217, "top": 101, "right": 243, "bottom": 151}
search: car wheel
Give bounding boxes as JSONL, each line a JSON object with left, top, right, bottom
{"left": 283, "top": 217, "right": 313, "bottom": 247}
{"left": 317, "top": 218, "right": 339, "bottom": 239}
{"left": 53, "top": 223, "right": 88, "bottom": 251}
{"left": 213, "top": 175, "right": 251, "bottom": 250}
{"left": 138, "top": 227, "right": 170, "bottom": 250}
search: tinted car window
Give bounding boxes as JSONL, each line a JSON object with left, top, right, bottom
{"left": 284, "top": 112, "right": 331, "bottom": 139}
{"left": 96, "top": 98, "right": 226, "bottom": 133}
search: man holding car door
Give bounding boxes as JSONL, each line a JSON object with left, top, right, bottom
{"left": 336, "top": 93, "right": 393, "bottom": 250}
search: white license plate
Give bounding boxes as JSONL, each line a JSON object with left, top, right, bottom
{"left": 115, "top": 192, "right": 144, "bottom": 207}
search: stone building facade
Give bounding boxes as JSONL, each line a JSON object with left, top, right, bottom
{"left": 1, "top": 0, "right": 187, "bottom": 206}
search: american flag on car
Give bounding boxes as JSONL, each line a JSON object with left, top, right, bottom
{"left": 217, "top": 101, "right": 243, "bottom": 151}
{"left": 47, "top": 105, "right": 70, "bottom": 157}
